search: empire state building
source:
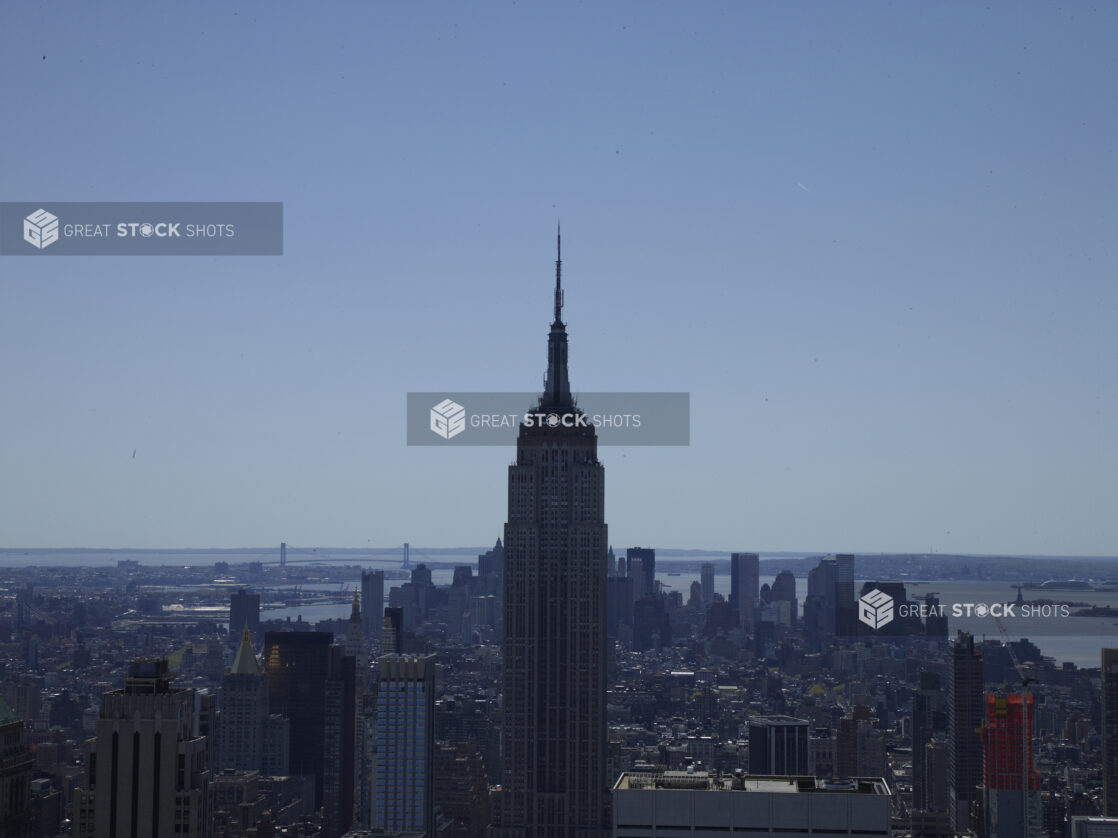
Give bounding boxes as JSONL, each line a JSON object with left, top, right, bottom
{"left": 497, "top": 232, "right": 610, "bottom": 837}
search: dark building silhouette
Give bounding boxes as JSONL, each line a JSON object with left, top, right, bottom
{"left": 748, "top": 716, "right": 810, "bottom": 776}
{"left": 497, "top": 233, "right": 609, "bottom": 837}
{"left": 606, "top": 575, "right": 634, "bottom": 638}
{"left": 626, "top": 548, "right": 656, "bottom": 599}
{"left": 834, "top": 553, "right": 856, "bottom": 635}
{"left": 633, "top": 596, "right": 672, "bottom": 652}
{"left": 730, "top": 552, "right": 759, "bottom": 628}
{"left": 322, "top": 644, "right": 356, "bottom": 838}
{"left": 382, "top": 606, "right": 403, "bottom": 655}
{"left": 771, "top": 569, "right": 798, "bottom": 624}
{"left": 1103, "top": 648, "right": 1118, "bottom": 816}
{"left": 912, "top": 671, "right": 947, "bottom": 813}
{"left": 361, "top": 570, "right": 384, "bottom": 647}
{"left": 948, "top": 631, "right": 984, "bottom": 832}
{"left": 0, "top": 696, "right": 32, "bottom": 837}
{"left": 263, "top": 631, "right": 333, "bottom": 809}
{"left": 229, "top": 588, "right": 260, "bottom": 644}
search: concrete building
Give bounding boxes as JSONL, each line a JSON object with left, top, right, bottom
{"left": 217, "top": 626, "right": 269, "bottom": 773}
{"left": 74, "top": 659, "right": 211, "bottom": 837}
{"left": 612, "top": 771, "right": 891, "bottom": 837}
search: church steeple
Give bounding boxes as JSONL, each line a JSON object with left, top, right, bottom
{"left": 541, "top": 224, "right": 573, "bottom": 409}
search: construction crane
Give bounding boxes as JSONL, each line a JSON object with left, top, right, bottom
{"left": 994, "top": 615, "right": 1037, "bottom": 837}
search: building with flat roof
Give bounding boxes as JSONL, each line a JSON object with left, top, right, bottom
{"left": 612, "top": 771, "right": 891, "bottom": 837}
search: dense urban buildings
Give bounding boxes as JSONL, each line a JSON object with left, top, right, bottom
{"left": 496, "top": 236, "right": 610, "bottom": 837}
{"left": 2, "top": 250, "right": 1118, "bottom": 838}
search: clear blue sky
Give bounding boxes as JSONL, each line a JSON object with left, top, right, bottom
{"left": 2, "top": 2, "right": 1115, "bottom": 555}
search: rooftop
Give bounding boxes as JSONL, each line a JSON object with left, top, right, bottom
{"left": 614, "top": 772, "right": 890, "bottom": 796}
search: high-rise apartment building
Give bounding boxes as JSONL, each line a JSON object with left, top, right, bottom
{"left": 374, "top": 654, "right": 435, "bottom": 835}
{"left": 982, "top": 692, "right": 1041, "bottom": 838}
{"left": 263, "top": 631, "right": 332, "bottom": 809}
{"left": 497, "top": 233, "right": 609, "bottom": 837}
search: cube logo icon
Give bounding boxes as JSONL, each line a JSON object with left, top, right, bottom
{"left": 24, "top": 208, "right": 60, "bottom": 249}
{"left": 858, "top": 589, "right": 893, "bottom": 629}
{"left": 430, "top": 398, "right": 466, "bottom": 440}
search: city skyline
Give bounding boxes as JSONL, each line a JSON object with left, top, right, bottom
{"left": 2, "top": 3, "right": 1116, "bottom": 556}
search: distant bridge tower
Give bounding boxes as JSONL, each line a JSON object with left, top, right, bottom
{"left": 402, "top": 542, "right": 411, "bottom": 570}
{"left": 280, "top": 542, "right": 287, "bottom": 572}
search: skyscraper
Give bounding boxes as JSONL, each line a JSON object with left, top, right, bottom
{"left": 748, "top": 716, "right": 811, "bottom": 776}
{"left": 374, "top": 654, "right": 435, "bottom": 835}
{"left": 982, "top": 692, "right": 1041, "bottom": 838}
{"left": 217, "top": 626, "right": 269, "bottom": 772}
{"left": 1103, "top": 648, "right": 1118, "bottom": 816}
{"left": 74, "top": 659, "right": 211, "bottom": 837}
{"left": 361, "top": 570, "right": 384, "bottom": 648}
{"left": 264, "top": 631, "right": 332, "bottom": 809}
{"left": 730, "top": 552, "right": 759, "bottom": 628}
{"left": 0, "top": 696, "right": 32, "bottom": 837}
{"left": 912, "top": 670, "right": 947, "bottom": 813}
{"left": 498, "top": 232, "right": 609, "bottom": 837}
{"left": 626, "top": 547, "right": 655, "bottom": 598}
{"left": 229, "top": 588, "right": 260, "bottom": 645}
{"left": 834, "top": 553, "right": 856, "bottom": 635}
{"left": 948, "top": 631, "right": 984, "bottom": 833}
{"left": 700, "top": 562, "right": 715, "bottom": 608}
{"left": 322, "top": 643, "right": 356, "bottom": 838}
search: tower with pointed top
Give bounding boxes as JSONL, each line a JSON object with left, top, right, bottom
{"left": 497, "top": 234, "right": 610, "bottom": 838}
{"left": 218, "top": 627, "right": 269, "bottom": 773}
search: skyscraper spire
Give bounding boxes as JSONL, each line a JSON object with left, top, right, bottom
{"left": 541, "top": 226, "right": 573, "bottom": 408}
{"left": 554, "top": 222, "right": 563, "bottom": 325}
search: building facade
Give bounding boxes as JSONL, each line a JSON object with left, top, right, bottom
{"left": 74, "top": 659, "right": 210, "bottom": 838}
{"left": 1104, "top": 649, "right": 1118, "bottom": 817}
{"left": 498, "top": 234, "right": 610, "bottom": 837}
{"left": 374, "top": 654, "right": 436, "bottom": 835}
{"left": 730, "top": 553, "right": 759, "bottom": 629}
